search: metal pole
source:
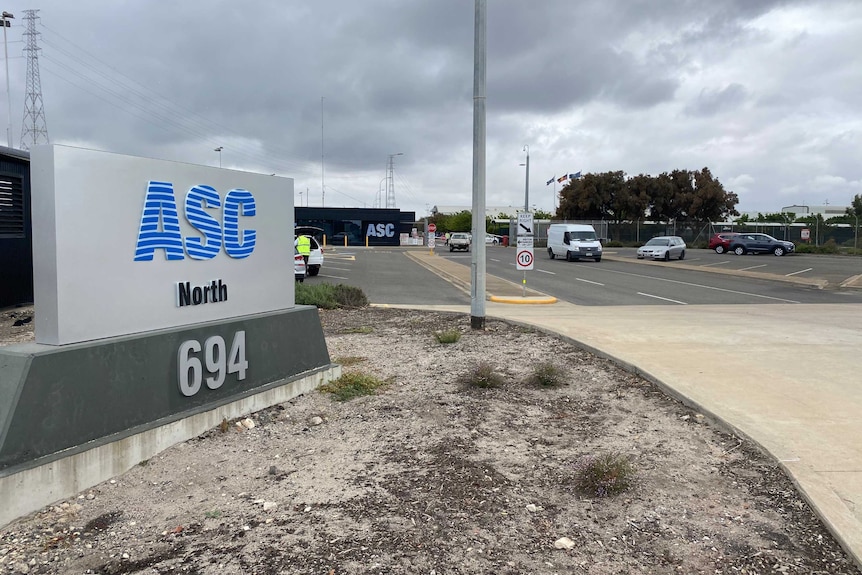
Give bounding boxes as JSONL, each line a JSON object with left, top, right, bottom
{"left": 470, "top": 0, "right": 487, "bottom": 330}
{"left": 3, "top": 12, "right": 12, "bottom": 148}
{"left": 523, "top": 145, "right": 529, "bottom": 212}
{"left": 321, "top": 96, "right": 325, "bottom": 207}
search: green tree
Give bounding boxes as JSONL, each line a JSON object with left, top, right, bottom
{"left": 533, "top": 209, "right": 554, "bottom": 220}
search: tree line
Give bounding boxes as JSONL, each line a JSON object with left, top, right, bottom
{"left": 557, "top": 167, "right": 739, "bottom": 224}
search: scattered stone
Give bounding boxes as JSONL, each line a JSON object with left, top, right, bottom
{"left": 262, "top": 502, "right": 278, "bottom": 512}
{"left": 241, "top": 418, "right": 255, "bottom": 429}
{"left": 309, "top": 416, "right": 324, "bottom": 426}
{"left": 526, "top": 504, "right": 543, "bottom": 513}
{"left": 554, "top": 537, "right": 575, "bottom": 550}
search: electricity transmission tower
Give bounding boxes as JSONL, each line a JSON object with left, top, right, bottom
{"left": 19, "top": 9, "right": 48, "bottom": 150}
{"left": 386, "top": 152, "right": 403, "bottom": 209}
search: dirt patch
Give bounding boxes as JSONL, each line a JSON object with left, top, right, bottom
{"left": 0, "top": 306, "right": 857, "bottom": 574}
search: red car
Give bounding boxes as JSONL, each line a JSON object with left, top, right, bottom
{"left": 708, "top": 232, "right": 740, "bottom": 254}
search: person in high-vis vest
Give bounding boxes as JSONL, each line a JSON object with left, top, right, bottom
{"left": 296, "top": 235, "right": 311, "bottom": 266}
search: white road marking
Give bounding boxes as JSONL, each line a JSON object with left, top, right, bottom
{"left": 786, "top": 268, "right": 813, "bottom": 277}
{"left": 576, "top": 277, "right": 604, "bottom": 286}
{"left": 637, "top": 292, "right": 688, "bottom": 305}
{"left": 739, "top": 264, "right": 767, "bottom": 271}
{"left": 595, "top": 267, "right": 801, "bottom": 303}
{"left": 324, "top": 265, "right": 352, "bottom": 271}
{"left": 701, "top": 261, "right": 731, "bottom": 267}
{"left": 320, "top": 274, "right": 348, "bottom": 280}
{"left": 536, "top": 269, "right": 556, "bottom": 275}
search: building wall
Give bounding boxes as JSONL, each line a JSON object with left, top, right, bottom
{"left": 0, "top": 148, "right": 32, "bottom": 308}
{"left": 296, "top": 207, "right": 416, "bottom": 246}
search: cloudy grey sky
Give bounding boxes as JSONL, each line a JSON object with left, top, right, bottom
{"left": 3, "top": 0, "right": 861, "bottom": 217}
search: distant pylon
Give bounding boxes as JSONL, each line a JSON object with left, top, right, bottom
{"left": 19, "top": 9, "right": 48, "bottom": 150}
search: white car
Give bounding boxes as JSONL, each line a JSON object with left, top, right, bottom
{"left": 485, "top": 234, "right": 501, "bottom": 245}
{"left": 637, "top": 236, "right": 686, "bottom": 261}
{"left": 294, "top": 235, "right": 324, "bottom": 276}
{"left": 294, "top": 247, "right": 307, "bottom": 282}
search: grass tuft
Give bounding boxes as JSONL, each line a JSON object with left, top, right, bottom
{"left": 342, "top": 325, "right": 374, "bottom": 334}
{"left": 319, "top": 371, "right": 388, "bottom": 401}
{"left": 459, "top": 361, "right": 505, "bottom": 389}
{"left": 335, "top": 355, "right": 367, "bottom": 366}
{"left": 434, "top": 329, "right": 461, "bottom": 344}
{"left": 526, "top": 361, "right": 567, "bottom": 388}
{"left": 572, "top": 452, "right": 635, "bottom": 498}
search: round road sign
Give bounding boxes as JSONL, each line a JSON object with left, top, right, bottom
{"left": 428, "top": 223, "right": 437, "bottom": 233}
{"left": 517, "top": 249, "right": 533, "bottom": 267}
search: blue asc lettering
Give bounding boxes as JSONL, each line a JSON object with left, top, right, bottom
{"left": 365, "top": 223, "right": 395, "bottom": 238}
{"left": 134, "top": 181, "right": 257, "bottom": 261}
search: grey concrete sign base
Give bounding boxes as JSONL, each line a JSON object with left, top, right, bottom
{"left": 0, "top": 305, "right": 339, "bottom": 527}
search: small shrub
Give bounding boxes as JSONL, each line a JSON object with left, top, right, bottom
{"left": 205, "top": 510, "right": 222, "bottom": 519}
{"left": 460, "top": 361, "right": 505, "bottom": 389}
{"left": 333, "top": 284, "right": 369, "bottom": 308}
{"left": 296, "top": 282, "right": 369, "bottom": 309}
{"left": 218, "top": 418, "right": 230, "bottom": 433}
{"left": 335, "top": 355, "right": 367, "bottom": 366}
{"left": 434, "top": 329, "right": 461, "bottom": 344}
{"left": 603, "top": 240, "right": 624, "bottom": 247}
{"left": 527, "top": 361, "right": 566, "bottom": 388}
{"left": 572, "top": 452, "right": 634, "bottom": 498}
{"left": 319, "top": 371, "right": 387, "bottom": 401}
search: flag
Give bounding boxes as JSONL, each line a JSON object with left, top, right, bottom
{"left": 570, "top": 171, "right": 582, "bottom": 180}
{"left": 546, "top": 177, "right": 555, "bottom": 186}
{"left": 557, "top": 174, "right": 568, "bottom": 183}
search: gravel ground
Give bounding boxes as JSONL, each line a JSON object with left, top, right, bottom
{"left": 0, "top": 305, "right": 858, "bottom": 574}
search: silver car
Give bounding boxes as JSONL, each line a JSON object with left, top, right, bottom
{"left": 637, "top": 236, "right": 686, "bottom": 261}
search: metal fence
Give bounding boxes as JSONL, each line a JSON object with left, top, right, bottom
{"left": 491, "top": 218, "right": 860, "bottom": 248}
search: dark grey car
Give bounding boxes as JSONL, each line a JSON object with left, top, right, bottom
{"left": 728, "top": 233, "right": 795, "bottom": 256}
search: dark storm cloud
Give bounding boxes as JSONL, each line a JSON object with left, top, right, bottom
{"left": 3, "top": 0, "right": 860, "bottom": 215}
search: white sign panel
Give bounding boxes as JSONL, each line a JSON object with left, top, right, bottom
{"left": 31, "top": 145, "right": 295, "bottom": 345}
{"left": 517, "top": 213, "right": 534, "bottom": 236}
{"left": 516, "top": 236, "right": 534, "bottom": 270}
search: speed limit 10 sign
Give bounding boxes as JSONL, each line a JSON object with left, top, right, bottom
{"left": 516, "top": 236, "right": 534, "bottom": 270}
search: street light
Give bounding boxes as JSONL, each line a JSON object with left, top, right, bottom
{"left": 214, "top": 146, "right": 223, "bottom": 168}
{"left": 2, "top": 11, "right": 14, "bottom": 148}
{"left": 523, "top": 145, "right": 529, "bottom": 212}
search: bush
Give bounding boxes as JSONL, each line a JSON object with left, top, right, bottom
{"left": 319, "top": 371, "right": 387, "bottom": 401}
{"left": 296, "top": 282, "right": 368, "bottom": 309}
{"left": 434, "top": 329, "right": 461, "bottom": 344}
{"left": 459, "top": 361, "right": 505, "bottom": 389}
{"left": 526, "top": 361, "right": 566, "bottom": 387}
{"left": 572, "top": 452, "right": 634, "bottom": 498}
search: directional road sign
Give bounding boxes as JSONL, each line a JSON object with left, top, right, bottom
{"left": 517, "top": 213, "right": 534, "bottom": 236}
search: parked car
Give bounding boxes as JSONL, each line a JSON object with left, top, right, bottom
{"left": 637, "top": 236, "right": 686, "bottom": 261}
{"left": 728, "top": 233, "right": 795, "bottom": 256}
{"left": 294, "top": 247, "right": 307, "bottom": 282}
{"left": 546, "top": 223, "right": 603, "bottom": 262}
{"left": 485, "top": 234, "right": 501, "bottom": 245}
{"left": 708, "top": 232, "right": 740, "bottom": 254}
{"left": 449, "top": 232, "right": 471, "bottom": 252}
{"left": 294, "top": 234, "right": 324, "bottom": 276}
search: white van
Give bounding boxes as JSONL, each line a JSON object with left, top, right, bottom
{"left": 547, "top": 224, "right": 602, "bottom": 262}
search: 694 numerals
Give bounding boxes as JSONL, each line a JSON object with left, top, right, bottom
{"left": 177, "top": 331, "right": 248, "bottom": 396}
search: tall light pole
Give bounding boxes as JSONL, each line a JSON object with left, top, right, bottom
{"left": 214, "top": 146, "right": 223, "bottom": 168}
{"left": 2, "top": 11, "right": 13, "bottom": 148}
{"left": 523, "top": 144, "right": 529, "bottom": 212}
{"left": 470, "top": 0, "right": 487, "bottom": 330}
{"left": 386, "top": 152, "right": 403, "bottom": 209}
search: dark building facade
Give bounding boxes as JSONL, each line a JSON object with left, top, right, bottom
{"left": 296, "top": 207, "right": 417, "bottom": 247}
{"left": 0, "top": 147, "right": 32, "bottom": 308}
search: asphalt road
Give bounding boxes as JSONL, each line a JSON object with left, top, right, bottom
{"left": 311, "top": 246, "right": 862, "bottom": 307}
